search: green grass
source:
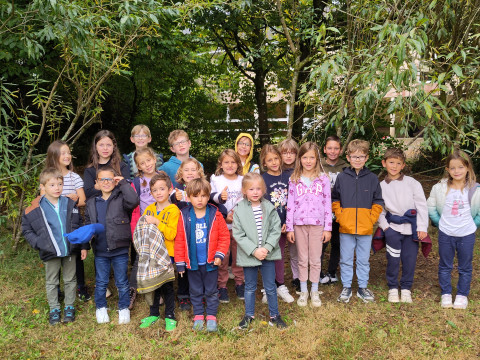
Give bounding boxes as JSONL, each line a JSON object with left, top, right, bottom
{"left": 2, "top": 232, "right": 480, "bottom": 360}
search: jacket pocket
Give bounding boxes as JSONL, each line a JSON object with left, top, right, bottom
{"left": 113, "top": 217, "right": 130, "bottom": 225}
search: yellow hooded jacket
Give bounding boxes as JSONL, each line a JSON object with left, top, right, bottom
{"left": 235, "top": 133, "right": 259, "bottom": 175}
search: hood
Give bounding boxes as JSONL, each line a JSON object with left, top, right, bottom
{"left": 235, "top": 133, "right": 255, "bottom": 175}
{"left": 24, "top": 196, "right": 42, "bottom": 215}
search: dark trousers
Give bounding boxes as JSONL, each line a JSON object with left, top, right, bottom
{"left": 151, "top": 281, "right": 175, "bottom": 319}
{"left": 385, "top": 228, "right": 419, "bottom": 290}
{"left": 129, "top": 253, "right": 138, "bottom": 289}
{"left": 177, "top": 269, "right": 190, "bottom": 299}
{"left": 321, "top": 221, "right": 340, "bottom": 277}
{"left": 188, "top": 266, "right": 219, "bottom": 317}
{"left": 76, "top": 255, "right": 86, "bottom": 288}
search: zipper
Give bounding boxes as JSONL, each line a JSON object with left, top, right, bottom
{"left": 50, "top": 200, "right": 68, "bottom": 255}
{"left": 355, "top": 173, "right": 358, "bottom": 234}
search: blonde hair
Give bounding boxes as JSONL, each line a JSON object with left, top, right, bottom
{"left": 168, "top": 129, "right": 189, "bottom": 147}
{"left": 242, "top": 172, "right": 266, "bottom": 198}
{"left": 290, "top": 142, "right": 322, "bottom": 182}
{"left": 346, "top": 139, "right": 369, "bottom": 155}
{"left": 215, "top": 149, "right": 243, "bottom": 176}
{"left": 259, "top": 144, "right": 283, "bottom": 173}
{"left": 39, "top": 168, "right": 63, "bottom": 185}
{"left": 131, "top": 124, "right": 151, "bottom": 137}
{"left": 185, "top": 178, "right": 211, "bottom": 197}
{"left": 134, "top": 147, "right": 157, "bottom": 186}
{"left": 176, "top": 158, "right": 205, "bottom": 185}
{"left": 277, "top": 138, "right": 299, "bottom": 154}
{"left": 444, "top": 149, "right": 476, "bottom": 189}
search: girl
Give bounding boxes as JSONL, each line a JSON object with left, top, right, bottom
{"left": 174, "top": 158, "right": 206, "bottom": 203}
{"left": 210, "top": 149, "right": 244, "bottom": 303}
{"left": 286, "top": 142, "right": 332, "bottom": 307}
{"left": 259, "top": 144, "right": 294, "bottom": 303}
{"left": 84, "top": 130, "right": 130, "bottom": 200}
{"left": 235, "top": 133, "right": 259, "bottom": 174}
{"left": 427, "top": 150, "right": 480, "bottom": 309}
{"left": 233, "top": 173, "right": 287, "bottom": 329}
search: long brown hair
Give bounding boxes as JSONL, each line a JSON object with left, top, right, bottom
{"left": 45, "top": 140, "right": 74, "bottom": 172}
{"left": 87, "top": 130, "right": 123, "bottom": 175}
{"left": 444, "top": 149, "right": 476, "bottom": 189}
{"left": 290, "top": 142, "right": 322, "bottom": 183}
{"left": 215, "top": 149, "right": 243, "bottom": 176}
{"left": 259, "top": 144, "right": 283, "bottom": 173}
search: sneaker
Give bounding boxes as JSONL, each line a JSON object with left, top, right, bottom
{"left": 77, "top": 286, "right": 91, "bottom": 302}
{"left": 139, "top": 316, "right": 159, "bottom": 329}
{"left": 277, "top": 285, "right": 294, "bottom": 303}
{"left": 337, "top": 287, "right": 352, "bottom": 303}
{"left": 320, "top": 274, "right": 331, "bottom": 285}
{"left": 235, "top": 284, "right": 245, "bottom": 300}
{"left": 106, "top": 288, "right": 112, "bottom": 298}
{"left": 118, "top": 308, "right": 130, "bottom": 324}
{"left": 329, "top": 274, "right": 338, "bottom": 283}
{"left": 206, "top": 319, "right": 218, "bottom": 332}
{"left": 193, "top": 319, "right": 205, "bottom": 331}
{"left": 441, "top": 294, "right": 453, "bottom": 308}
{"left": 96, "top": 307, "right": 110, "bottom": 324}
{"left": 49, "top": 309, "right": 61, "bottom": 325}
{"left": 291, "top": 278, "right": 301, "bottom": 294}
{"left": 388, "top": 289, "right": 399, "bottom": 303}
{"left": 128, "top": 287, "right": 137, "bottom": 310}
{"left": 269, "top": 315, "right": 287, "bottom": 329}
{"left": 218, "top": 288, "right": 230, "bottom": 303}
{"left": 453, "top": 295, "right": 468, "bottom": 310}
{"left": 165, "top": 318, "right": 177, "bottom": 331}
{"left": 400, "top": 289, "right": 412, "bottom": 303}
{"left": 228, "top": 266, "right": 235, "bottom": 280}
{"left": 357, "top": 288, "right": 375, "bottom": 303}
{"left": 238, "top": 315, "right": 254, "bottom": 329}
{"left": 179, "top": 298, "right": 192, "bottom": 311}
{"left": 63, "top": 306, "right": 75, "bottom": 323}
{"left": 297, "top": 292, "right": 308, "bottom": 307}
{"left": 261, "top": 289, "right": 268, "bottom": 304}
{"left": 310, "top": 291, "right": 322, "bottom": 307}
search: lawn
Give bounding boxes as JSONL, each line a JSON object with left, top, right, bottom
{"left": 2, "top": 229, "right": 480, "bottom": 360}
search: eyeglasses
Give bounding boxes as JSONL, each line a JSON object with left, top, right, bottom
{"left": 348, "top": 155, "right": 367, "bottom": 161}
{"left": 133, "top": 134, "right": 149, "bottom": 139}
{"left": 98, "top": 178, "right": 114, "bottom": 183}
{"left": 173, "top": 139, "right": 189, "bottom": 147}
{"left": 281, "top": 151, "right": 296, "bottom": 155}
{"left": 237, "top": 142, "right": 251, "bottom": 148}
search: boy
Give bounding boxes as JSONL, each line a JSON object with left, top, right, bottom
{"left": 175, "top": 179, "right": 230, "bottom": 332}
{"left": 160, "top": 130, "right": 202, "bottom": 189}
{"left": 378, "top": 148, "right": 428, "bottom": 303}
{"left": 85, "top": 167, "right": 139, "bottom": 324}
{"left": 332, "top": 139, "right": 384, "bottom": 303}
{"left": 123, "top": 124, "right": 164, "bottom": 179}
{"left": 320, "top": 135, "right": 348, "bottom": 285}
{"left": 22, "top": 168, "right": 83, "bottom": 325}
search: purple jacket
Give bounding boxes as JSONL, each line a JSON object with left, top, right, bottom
{"left": 286, "top": 175, "right": 332, "bottom": 232}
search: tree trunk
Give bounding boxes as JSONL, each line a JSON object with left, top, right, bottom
{"left": 253, "top": 60, "right": 270, "bottom": 146}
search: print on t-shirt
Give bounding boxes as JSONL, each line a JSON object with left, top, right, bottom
{"left": 195, "top": 217, "right": 207, "bottom": 265}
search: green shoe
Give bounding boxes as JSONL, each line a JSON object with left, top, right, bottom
{"left": 139, "top": 316, "right": 159, "bottom": 329}
{"left": 165, "top": 318, "right": 177, "bottom": 331}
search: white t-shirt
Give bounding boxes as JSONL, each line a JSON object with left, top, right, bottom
{"left": 210, "top": 174, "right": 243, "bottom": 229}
{"left": 62, "top": 171, "right": 84, "bottom": 196}
{"left": 439, "top": 188, "right": 477, "bottom": 236}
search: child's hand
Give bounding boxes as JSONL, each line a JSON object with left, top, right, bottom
{"left": 179, "top": 271, "right": 184, "bottom": 277}
{"left": 114, "top": 176, "right": 124, "bottom": 185}
{"left": 287, "top": 231, "right": 295, "bottom": 243}
{"left": 175, "top": 189, "right": 183, "bottom": 201}
{"left": 221, "top": 186, "right": 228, "bottom": 201}
{"left": 214, "top": 258, "right": 222, "bottom": 266}
{"left": 281, "top": 224, "right": 286, "bottom": 233}
{"left": 145, "top": 215, "right": 160, "bottom": 226}
{"left": 66, "top": 193, "right": 79, "bottom": 202}
{"left": 417, "top": 231, "right": 427, "bottom": 240}
{"left": 226, "top": 211, "right": 234, "bottom": 224}
{"left": 81, "top": 249, "right": 88, "bottom": 260}
{"left": 322, "top": 231, "right": 332, "bottom": 243}
{"left": 253, "top": 247, "right": 268, "bottom": 260}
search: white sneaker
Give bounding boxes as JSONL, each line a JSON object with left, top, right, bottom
{"left": 261, "top": 289, "right": 268, "bottom": 304}
{"left": 277, "top": 285, "right": 294, "bottom": 303}
{"left": 118, "top": 308, "right": 130, "bottom": 324}
{"left": 388, "top": 289, "right": 399, "bottom": 303}
{"left": 96, "top": 307, "right": 110, "bottom": 324}
{"left": 441, "top": 294, "right": 453, "bottom": 308}
{"left": 297, "top": 292, "right": 308, "bottom": 307}
{"left": 310, "top": 291, "right": 322, "bottom": 307}
{"left": 320, "top": 275, "right": 331, "bottom": 284}
{"left": 330, "top": 275, "right": 338, "bottom": 283}
{"left": 400, "top": 289, "right": 412, "bottom": 303}
{"left": 453, "top": 295, "right": 468, "bottom": 309}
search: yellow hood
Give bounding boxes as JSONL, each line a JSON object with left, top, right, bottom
{"left": 235, "top": 132, "right": 255, "bottom": 175}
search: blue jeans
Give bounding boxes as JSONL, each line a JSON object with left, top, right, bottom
{"left": 438, "top": 230, "right": 476, "bottom": 296}
{"left": 244, "top": 260, "right": 279, "bottom": 318}
{"left": 339, "top": 233, "right": 372, "bottom": 288}
{"left": 95, "top": 254, "right": 130, "bottom": 310}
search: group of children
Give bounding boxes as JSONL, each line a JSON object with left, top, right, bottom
{"left": 22, "top": 125, "right": 480, "bottom": 331}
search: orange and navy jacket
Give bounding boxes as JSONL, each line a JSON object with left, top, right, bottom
{"left": 331, "top": 167, "right": 384, "bottom": 235}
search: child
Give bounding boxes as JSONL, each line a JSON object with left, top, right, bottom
{"left": 235, "top": 133, "right": 259, "bottom": 174}
{"left": 22, "top": 168, "right": 83, "bottom": 325}
{"left": 45, "top": 140, "right": 90, "bottom": 301}
{"left": 123, "top": 124, "right": 164, "bottom": 179}
{"left": 320, "top": 135, "right": 348, "bottom": 285}
{"left": 332, "top": 139, "right": 384, "bottom": 303}
{"left": 160, "top": 130, "right": 202, "bottom": 189}
{"left": 378, "top": 148, "right": 428, "bottom": 303}
{"left": 175, "top": 179, "right": 230, "bottom": 332}
{"left": 286, "top": 142, "right": 332, "bottom": 307}
{"left": 174, "top": 158, "right": 206, "bottom": 203}
{"left": 260, "top": 144, "right": 294, "bottom": 303}
{"left": 85, "top": 166, "right": 139, "bottom": 324}
{"left": 427, "top": 150, "right": 480, "bottom": 309}
{"left": 84, "top": 130, "right": 130, "bottom": 200}
{"left": 234, "top": 173, "right": 287, "bottom": 329}
{"left": 210, "top": 149, "right": 245, "bottom": 302}
{"left": 138, "top": 172, "right": 180, "bottom": 329}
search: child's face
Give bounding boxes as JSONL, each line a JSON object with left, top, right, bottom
{"left": 189, "top": 191, "right": 209, "bottom": 211}
{"left": 237, "top": 137, "right": 251, "bottom": 157}
{"left": 130, "top": 131, "right": 151, "bottom": 149}
{"left": 151, "top": 180, "right": 170, "bottom": 204}
{"left": 96, "top": 137, "right": 114, "bottom": 162}
{"left": 446, "top": 159, "right": 468, "bottom": 183}
{"left": 324, "top": 140, "right": 341, "bottom": 163}
{"left": 59, "top": 145, "right": 72, "bottom": 168}
{"left": 264, "top": 152, "right": 281, "bottom": 174}
{"left": 96, "top": 170, "right": 116, "bottom": 194}
{"left": 221, "top": 155, "right": 238, "bottom": 177}
{"left": 41, "top": 177, "right": 63, "bottom": 200}
{"left": 281, "top": 149, "right": 296, "bottom": 167}
{"left": 347, "top": 150, "right": 368, "bottom": 171}
{"left": 182, "top": 162, "right": 200, "bottom": 183}
{"left": 382, "top": 157, "right": 405, "bottom": 179}
{"left": 243, "top": 180, "right": 264, "bottom": 206}
{"left": 300, "top": 149, "right": 317, "bottom": 173}
{"left": 170, "top": 136, "right": 191, "bottom": 156}
{"left": 136, "top": 153, "right": 156, "bottom": 176}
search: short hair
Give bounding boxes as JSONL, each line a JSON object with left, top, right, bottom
{"left": 325, "top": 135, "right": 342, "bottom": 147}
{"left": 242, "top": 172, "right": 267, "bottom": 195}
{"left": 96, "top": 166, "right": 117, "bottom": 178}
{"left": 346, "top": 139, "right": 369, "bottom": 155}
{"left": 277, "top": 138, "right": 299, "bottom": 154}
{"left": 215, "top": 149, "right": 243, "bottom": 176}
{"left": 131, "top": 124, "right": 151, "bottom": 137}
{"left": 383, "top": 147, "right": 406, "bottom": 162}
{"left": 168, "top": 130, "right": 189, "bottom": 147}
{"left": 150, "top": 171, "right": 172, "bottom": 190}
{"left": 176, "top": 158, "right": 205, "bottom": 185}
{"left": 39, "top": 168, "right": 63, "bottom": 185}
{"left": 259, "top": 144, "right": 283, "bottom": 173}
{"left": 185, "top": 178, "right": 211, "bottom": 197}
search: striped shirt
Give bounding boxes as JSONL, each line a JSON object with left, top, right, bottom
{"left": 252, "top": 205, "right": 263, "bottom": 246}
{"left": 62, "top": 171, "right": 84, "bottom": 196}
